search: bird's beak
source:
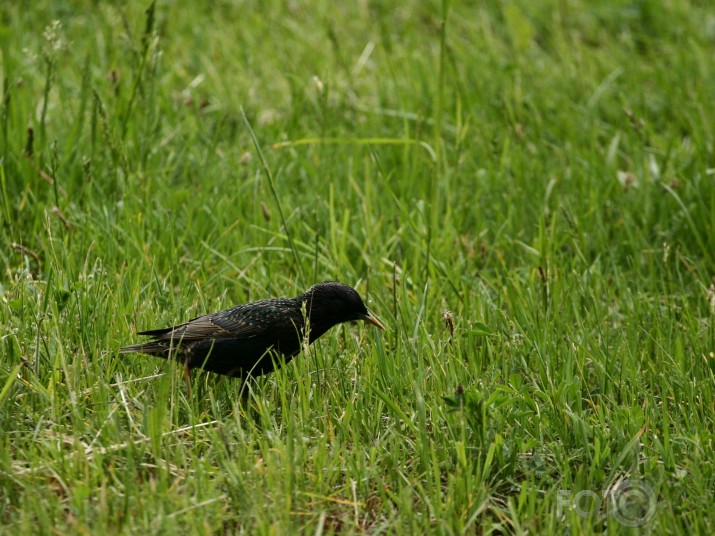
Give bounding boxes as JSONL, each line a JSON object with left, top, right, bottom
{"left": 359, "top": 312, "right": 385, "bottom": 330}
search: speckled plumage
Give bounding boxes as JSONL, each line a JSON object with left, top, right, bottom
{"left": 120, "top": 281, "right": 383, "bottom": 378}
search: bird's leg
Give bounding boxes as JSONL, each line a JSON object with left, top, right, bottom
{"left": 183, "top": 362, "right": 192, "bottom": 397}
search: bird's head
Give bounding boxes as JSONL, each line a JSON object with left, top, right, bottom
{"left": 300, "top": 281, "right": 384, "bottom": 330}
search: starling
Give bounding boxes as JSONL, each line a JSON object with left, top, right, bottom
{"left": 120, "top": 281, "right": 384, "bottom": 380}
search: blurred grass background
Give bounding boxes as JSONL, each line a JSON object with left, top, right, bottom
{"left": 1, "top": 0, "right": 714, "bottom": 533}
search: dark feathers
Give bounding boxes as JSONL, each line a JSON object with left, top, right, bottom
{"left": 120, "top": 281, "right": 383, "bottom": 378}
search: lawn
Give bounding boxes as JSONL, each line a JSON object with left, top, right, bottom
{"left": 1, "top": 0, "right": 714, "bottom": 533}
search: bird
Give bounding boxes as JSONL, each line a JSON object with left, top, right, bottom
{"left": 120, "top": 281, "right": 384, "bottom": 383}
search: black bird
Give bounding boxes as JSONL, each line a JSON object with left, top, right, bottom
{"left": 120, "top": 281, "right": 384, "bottom": 380}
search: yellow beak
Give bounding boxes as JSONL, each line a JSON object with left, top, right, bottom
{"left": 359, "top": 312, "right": 385, "bottom": 330}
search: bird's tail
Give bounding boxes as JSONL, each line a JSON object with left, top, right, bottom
{"left": 119, "top": 342, "right": 169, "bottom": 356}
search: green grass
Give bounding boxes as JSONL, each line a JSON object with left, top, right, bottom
{"left": 1, "top": 0, "right": 714, "bottom": 533}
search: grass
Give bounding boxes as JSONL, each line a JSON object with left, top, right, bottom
{"left": 1, "top": 0, "right": 714, "bottom": 533}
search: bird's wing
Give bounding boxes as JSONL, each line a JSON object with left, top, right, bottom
{"left": 146, "top": 299, "right": 302, "bottom": 342}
